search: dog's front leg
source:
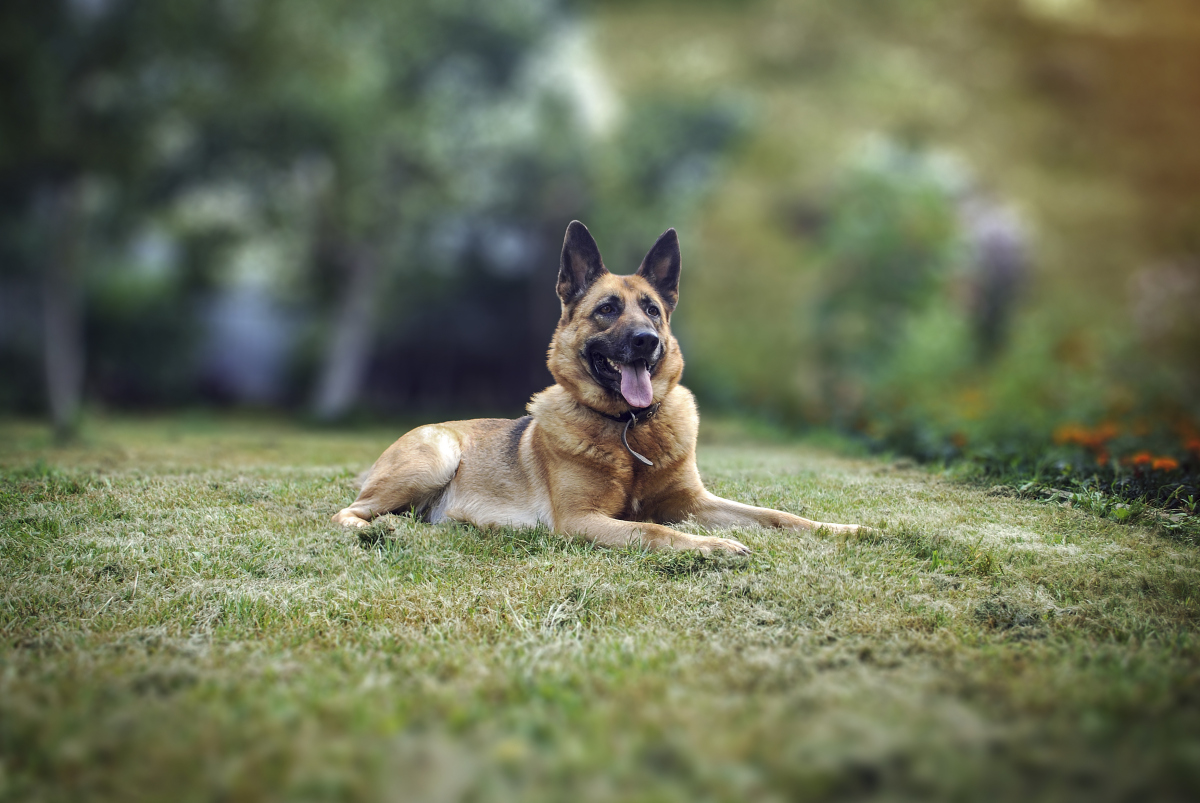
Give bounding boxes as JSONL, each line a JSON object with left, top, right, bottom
{"left": 686, "top": 492, "right": 861, "bottom": 535}
{"left": 556, "top": 513, "right": 750, "bottom": 555}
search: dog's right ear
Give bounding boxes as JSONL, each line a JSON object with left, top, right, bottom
{"left": 557, "top": 221, "right": 608, "bottom": 306}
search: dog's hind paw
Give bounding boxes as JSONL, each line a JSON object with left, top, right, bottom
{"left": 815, "top": 522, "right": 863, "bottom": 535}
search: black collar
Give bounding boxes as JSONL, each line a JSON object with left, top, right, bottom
{"left": 590, "top": 403, "right": 660, "bottom": 425}
{"left": 583, "top": 402, "right": 661, "bottom": 467}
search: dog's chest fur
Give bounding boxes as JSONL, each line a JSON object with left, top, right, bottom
{"left": 526, "top": 384, "right": 698, "bottom": 520}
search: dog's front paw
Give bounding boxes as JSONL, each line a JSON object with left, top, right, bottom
{"left": 687, "top": 535, "right": 751, "bottom": 556}
{"left": 331, "top": 508, "right": 371, "bottom": 528}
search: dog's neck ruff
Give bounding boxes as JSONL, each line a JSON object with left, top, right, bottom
{"left": 586, "top": 403, "right": 660, "bottom": 466}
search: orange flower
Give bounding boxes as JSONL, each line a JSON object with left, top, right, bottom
{"left": 1186, "top": 438, "right": 1200, "bottom": 455}
{"left": 1131, "top": 451, "right": 1153, "bottom": 467}
{"left": 1152, "top": 457, "right": 1179, "bottom": 471}
{"left": 1053, "top": 423, "right": 1087, "bottom": 445}
{"left": 1054, "top": 422, "right": 1117, "bottom": 452}
{"left": 1094, "top": 451, "right": 1109, "bottom": 465}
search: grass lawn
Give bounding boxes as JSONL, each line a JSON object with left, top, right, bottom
{"left": 2, "top": 414, "right": 1198, "bottom": 802}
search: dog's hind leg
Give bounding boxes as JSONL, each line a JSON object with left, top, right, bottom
{"left": 554, "top": 512, "right": 750, "bottom": 555}
{"left": 332, "top": 425, "right": 463, "bottom": 528}
{"left": 681, "top": 492, "right": 861, "bottom": 535}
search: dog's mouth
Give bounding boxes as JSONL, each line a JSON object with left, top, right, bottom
{"left": 589, "top": 350, "right": 657, "bottom": 409}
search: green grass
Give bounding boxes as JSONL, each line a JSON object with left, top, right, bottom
{"left": 2, "top": 415, "right": 1199, "bottom": 802}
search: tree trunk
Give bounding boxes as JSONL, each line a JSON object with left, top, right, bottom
{"left": 311, "top": 244, "right": 379, "bottom": 421}
{"left": 38, "top": 181, "right": 85, "bottom": 443}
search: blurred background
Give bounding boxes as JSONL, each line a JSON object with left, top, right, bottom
{"left": 3, "top": 0, "right": 1199, "bottom": 468}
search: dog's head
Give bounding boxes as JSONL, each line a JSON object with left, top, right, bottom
{"left": 546, "top": 221, "right": 685, "bottom": 415}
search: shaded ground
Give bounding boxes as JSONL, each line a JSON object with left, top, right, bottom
{"left": 1, "top": 416, "right": 1198, "bottom": 802}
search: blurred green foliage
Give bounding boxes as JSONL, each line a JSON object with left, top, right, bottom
{"left": 814, "top": 142, "right": 959, "bottom": 428}
{"left": 0, "top": 0, "right": 745, "bottom": 420}
{"left": 592, "top": 0, "right": 1199, "bottom": 486}
{"left": 2, "top": 0, "right": 1199, "bottom": 499}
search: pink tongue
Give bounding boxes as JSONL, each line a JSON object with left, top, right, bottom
{"left": 618, "top": 362, "right": 654, "bottom": 408}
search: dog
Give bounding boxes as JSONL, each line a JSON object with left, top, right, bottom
{"left": 332, "top": 221, "right": 861, "bottom": 553}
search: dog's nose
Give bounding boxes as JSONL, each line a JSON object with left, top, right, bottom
{"left": 629, "top": 330, "right": 660, "bottom": 358}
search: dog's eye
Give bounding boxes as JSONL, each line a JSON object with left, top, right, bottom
{"left": 597, "top": 304, "right": 615, "bottom": 315}
{"left": 647, "top": 304, "right": 661, "bottom": 318}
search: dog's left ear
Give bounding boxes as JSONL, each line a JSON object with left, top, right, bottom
{"left": 636, "top": 228, "right": 681, "bottom": 312}
{"left": 558, "top": 221, "right": 608, "bottom": 305}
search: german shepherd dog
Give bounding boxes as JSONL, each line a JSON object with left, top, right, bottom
{"left": 333, "top": 221, "right": 861, "bottom": 553}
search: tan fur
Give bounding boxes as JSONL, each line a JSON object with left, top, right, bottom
{"left": 333, "top": 223, "right": 860, "bottom": 554}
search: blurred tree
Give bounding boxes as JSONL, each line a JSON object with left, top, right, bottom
{"left": 593, "top": 0, "right": 1200, "bottom": 437}
{"left": 985, "top": 0, "right": 1200, "bottom": 406}
{"left": 815, "top": 139, "right": 958, "bottom": 426}
{"left": 0, "top": 0, "right": 787, "bottom": 420}
{"left": 297, "top": 0, "right": 584, "bottom": 419}
{"left": 0, "top": 0, "right": 612, "bottom": 421}
{"left": 0, "top": 0, "right": 330, "bottom": 435}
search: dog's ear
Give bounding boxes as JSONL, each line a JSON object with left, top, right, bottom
{"left": 557, "top": 221, "right": 608, "bottom": 305}
{"left": 636, "top": 228, "right": 681, "bottom": 312}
